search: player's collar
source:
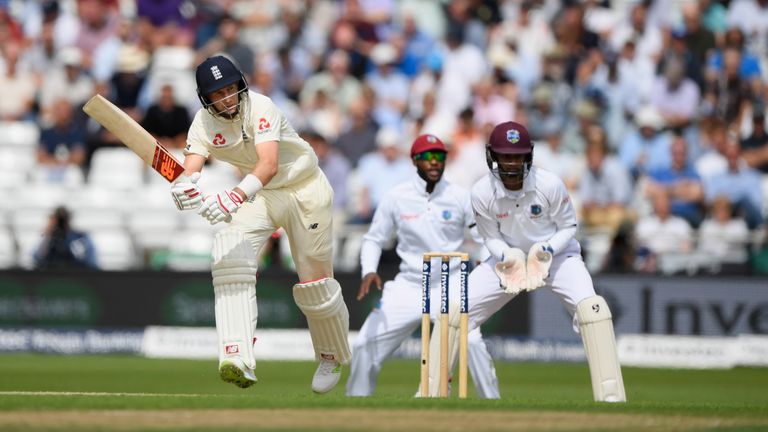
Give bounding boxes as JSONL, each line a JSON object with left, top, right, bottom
{"left": 491, "top": 168, "right": 536, "bottom": 199}
{"left": 412, "top": 173, "right": 446, "bottom": 197}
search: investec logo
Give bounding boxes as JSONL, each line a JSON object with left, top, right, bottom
{"left": 440, "top": 262, "right": 449, "bottom": 313}
{"left": 421, "top": 261, "right": 430, "bottom": 313}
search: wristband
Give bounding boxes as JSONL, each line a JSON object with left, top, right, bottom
{"left": 236, "top": 174, "right": 263, "bottom": 198}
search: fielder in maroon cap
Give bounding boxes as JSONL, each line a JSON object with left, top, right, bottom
{"left": 410, "top": 134, "right": 448, "bottom": 193}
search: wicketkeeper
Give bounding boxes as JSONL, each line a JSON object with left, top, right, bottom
{"left": 465, "top": 121, "right": 627, "bottom": 402}
{"left": 170, "top": 55, "right": 351, "bottom": 393}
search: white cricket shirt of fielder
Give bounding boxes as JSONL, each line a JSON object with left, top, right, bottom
{"left": 471, "top": 167, "right": 580, "bottom": 259}
{"left": 184, "top": 90, "right": 319, "bottom": 188}
{"left": 361, "top": 174, "right": 475, "bottom": 284}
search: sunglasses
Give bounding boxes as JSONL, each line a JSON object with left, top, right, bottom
{"left": 413, "top": 151, "right": 447, "bottom": 162}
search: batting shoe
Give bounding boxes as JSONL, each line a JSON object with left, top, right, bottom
{"left": 219, "top": 358, "right": 257, "bottom": 389}
{"left": 311, "top": 356, "right": 342, "bottom": 394}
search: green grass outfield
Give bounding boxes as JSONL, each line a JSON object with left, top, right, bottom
{"left": 0, "top": 354, "right": 766, "bottom": 431}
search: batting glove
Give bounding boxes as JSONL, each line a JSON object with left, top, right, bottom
{"left": 198, "top": 190, "right": 244, "bottom": 225}
{"left": 170, "top": 172, "right": 202, "bottom": 210}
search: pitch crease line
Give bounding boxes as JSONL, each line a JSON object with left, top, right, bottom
{"left": 0, "top": 391, "right": 210, "bottom": 398}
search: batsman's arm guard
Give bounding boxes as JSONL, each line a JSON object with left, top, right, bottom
{"left": 577, "top": 295, "right": 626, "bottom": 403}
{"left": 293, "top": 278, "right": 352, "bottom": 364}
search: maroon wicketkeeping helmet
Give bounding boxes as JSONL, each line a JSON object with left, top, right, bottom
{"left": 485, "top": 121, "right": 534, "bottom": 182}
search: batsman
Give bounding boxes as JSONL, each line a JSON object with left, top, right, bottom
{"left": 170, "top": 55, "right": 351, "bottom": 393}
{"left": 466, "top": 121, "right": 627, "bottom": 402}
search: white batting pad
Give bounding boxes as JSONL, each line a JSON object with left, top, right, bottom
{"left": 577, "top": 295, "right": 627, "bottom": 402}
{"left": 212, "top": 229, "right": 259, "bottom": 369}
{"left": 293, "top": 278, "right": 352, "bottom": 364}
{"left": 495, "top": 248, "right": 527, "bottom": 294}
{"left": 427, "top": 301, "right": 461, "bottom": 397}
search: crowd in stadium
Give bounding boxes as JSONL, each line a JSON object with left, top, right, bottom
{"left": 0, "top": 0, "right": 766, "bottom": 275}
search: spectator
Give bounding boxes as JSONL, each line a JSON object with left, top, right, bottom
{"left": 532, "top": 124, "right": 585, "bottom": 192}
{"left": 695, "top": 118, "right": 729, "bottom": 178}
{"left": 635, "top": 190, "right": 694, "bottom": 272}
{"left": 393, "top": 14, "right": 436, "bottom": 78}
{"left": 37, "top": 99, "right": 86, "bottom": 181}
{"left": 609, "top": 3, "right": 662, "bottom": 66}
{"left": 561, "top": 99, "right": 602, "bottom": 155}
{"left": 300, "top": 49, "right": 363, "bottom": 113}
{"left": 698, "top": 195, "right": 750, "bottom": 268}
{"left": 0, "top": 41, "right": 36, "bottom": 121}
{"left": 443, "top": 108, "right": 486, "bottom": 190}
{"left": 706, "top": 27, "right": 762, "bottom": 84}
{"left": 703, "top": 139, "right": 765, "bottom": 229}
{"left": 526, "top": 83, "right": 567, "bottom": 141}
{"left": 39, "top": 46, "right": 95, "bottom": 121}
{"left": 646, "top": 133, "right": 706, "bottom": 227}
{"left": 680, "top": 2, "right": 717, "bottom": 68}
{"left": 351, "top": 127, "right": 414, "bottom": 223}
{"left": 74, "top": 0, "right": 120, "bottom": 68}
{"left": 649, "top": 56, "right": 701, "bottom": 129}
{"left": 141, "top": 83, "right": 191, "bottom": 150}
{"left": 33, "top": 206, "right": 97, "bottom": 270}
{"left": 578, "top": 126, "right": 633, "bottom": 233}
{"left": 305, "top": 130, "right": 352, "bottom": 215}
{"left": 335, "top": 97, "right": 379, "bottom": 167}
{"left": 741, "top": 112, "right": 768, "bottom": 174}
{"left": 472, "top": 76, "right": 515, "bottom": 131}
{"left": 702, "top": 46, "right": 751, "bottom": 124}
{"left": 196, "top": 14, "right": 255, "bottom": 77}
{"left": 619, "top": 105, "right": 672, "bottom": 178}
{"left": 365, "top": 42, "right": 410, "bottom": 129}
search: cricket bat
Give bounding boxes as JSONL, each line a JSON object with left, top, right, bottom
{"left": 83, "top": 94, "right": 185, "bottom": 183}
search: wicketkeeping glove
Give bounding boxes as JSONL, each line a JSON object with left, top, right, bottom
{"left": 494, "top": 247, "right": 528, "bottom": 295}
{"left": 526, "top": 242, "right": 553, "bottom": 291}
{"left": 198, "top": 190, "right": 244, "bottom": 225}
{"left": 170, "top": 172, "right": 202, "bottom": 210}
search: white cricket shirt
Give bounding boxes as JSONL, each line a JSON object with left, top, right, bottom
{"left": 185, "top": 91, "right": 319, "bottom": 188}
{"left": 471, "top": 167, "right": 580, "bottom": 260}
{"left": 360, "top": 175, "right": 475, "bottom": 284}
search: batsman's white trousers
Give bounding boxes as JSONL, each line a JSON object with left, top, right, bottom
{"left": 230, "top": 169, "right": 334, "bottom": 281}
{"left": 468, "top": 249, "right": 596, "bottom": 333}
{"left": 346, "top": 274, "right": 500, "bottom": 398}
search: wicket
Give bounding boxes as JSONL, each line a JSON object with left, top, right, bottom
{"left": 420, "top": 252, "right": 470, "bottom": 398}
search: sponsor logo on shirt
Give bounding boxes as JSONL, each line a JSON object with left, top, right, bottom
{"left": 212, "top": 133, "right": 226, "bottom": 146}
{"left": 257, "top": 117, "right": 271, "bottom": 134}
{"left": 495, "top": 212, "right": 509, "bottom": 219}
{"left": 442, "top": 210, "right": 452, "bottom": 220}
{"left": 400, "top": 214, "right": 419, "bottom": 221}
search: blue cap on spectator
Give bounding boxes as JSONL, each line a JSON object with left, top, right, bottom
{"left": 671, "top": 28, "right": 687, "bottom": 39}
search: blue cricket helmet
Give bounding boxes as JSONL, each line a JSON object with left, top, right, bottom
{"left": 195, "top": 56, "right": 248, "bottom": 112}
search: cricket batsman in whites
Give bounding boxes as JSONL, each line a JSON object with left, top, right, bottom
{"left": 466, "top": 121, "right": 626, "bottom": 402}
{"left": 170, "top": 55, "right": 351, "bottom": 393}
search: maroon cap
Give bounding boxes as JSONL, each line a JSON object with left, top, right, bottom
{"left": 410, "top": 134, "right": 447, "bottom": 157}
{"left": 488, "top": 121, "right": 532, "bottom": 154}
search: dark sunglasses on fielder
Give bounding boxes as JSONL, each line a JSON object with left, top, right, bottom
{"left": 413, "top": 151, "right": 447, "bottom": 162}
